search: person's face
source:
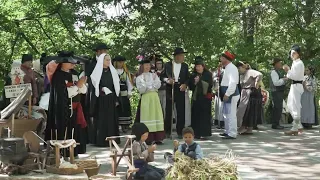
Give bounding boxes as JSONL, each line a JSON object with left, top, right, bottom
{"left": 23, "top": 61, "right": 33, "bottom": 68}
{"left": 116, "top": 61, "right": 124, "bottom": 69}
{"left": 156, "top": 61, "right": 163, "bottom": 70}
{"left": 291, "top": 51, "right": 299, "bottom": 60}
{"left": 274, "top": 61, "right": 282, "bottom": 69}
{"left": 183, "top": 133, "right": 194, "bottom": 145}
{"left": 61, "top": 63, "right": 75, "bottom": 70}
{"left": 103, "top": 56, "right": 111, "bottom": 67}
{"left": 140, "top": 132, "right": 149, "bottom": 142}
{"left": 219, "top": 56, "right": 229, "bottom": 67}
{"left": 238, "top": 66, "right": 246, "bottom": 74}
{"left": 195, "top": 64, "right": 204, "bottom": 74}
{"left": 143, "top": 63, "right": 151, "bottom": 72}
{"left": 96, "top": 49, "right": 108, "bottom": 56}
{"left": 305, "top": 68, "right": 311, "bottom": 75}
{"left": 175, "top": 54, "right": 185, "bottom": 63}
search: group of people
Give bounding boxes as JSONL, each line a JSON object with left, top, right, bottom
{"left": 5, "top": 43, "right": 318, "bottom": 161}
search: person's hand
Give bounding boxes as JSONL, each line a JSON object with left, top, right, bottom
{"left": 194, "top": 76, "right": 200, "bottom": 84}
{"left": 282, "top": 77, "right": 288, "bottom": 81}
{"left": 167, "top": 78, "right": 174, "bottom": 85}
{"left": 223, "top": 95, "right": 229, "bottom": 102}
{"left": 283, "top": 65, "right": 290, "bottom": 72}
{"left": 152, "top": 73, "right": 157, "bottom": 80}
{"left": 148, "top": 144, "right": 157, "bottom": 153}
{"left": 33, "top": 97, "right": 37, "bottom": 105}
{"left": 255, "top": 82, "right": 260, "bottom": 89}
{"left": 115, "top": 102, "right": 119, "bottom": 107}
{"left": 173, "top": 140, "right": 179, "bottom": 148}
{"left": 179, "top": 84, "right": 187, "bottom": 91}
{"left": 77, "top": 76, "right": 87, "bottom": 88}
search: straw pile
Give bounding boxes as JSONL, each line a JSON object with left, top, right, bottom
{"left": 166, "top": 150, "right": 238, "bottom": 180}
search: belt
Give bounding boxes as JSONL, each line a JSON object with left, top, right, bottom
{"left": 292, "top": 80, "right": 302, "bottom": 84}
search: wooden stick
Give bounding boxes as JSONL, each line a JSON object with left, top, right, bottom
{"left": 51, "top": 129, "right": 53, "bottom": 140}
{"left": 55, "top": 129, "right": 57, "bottom": 140}
{"left": 28, "top": 95, "right": 32, "bottom": 118}
{"left": 11, "top": 114, "right": 15, "bottom": 137}
{"left": 64, "top": 128, "right": 67, "bottom": 141}
{"left": 72, "top": 128, "right": 74, "bottom": 140}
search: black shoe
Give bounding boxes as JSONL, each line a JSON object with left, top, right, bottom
{"left": 219, "top": 133, "right": 228, "bottom": 136}
{"left": 221, "top": 135, "right": 236, "bottom": 139}
{"left": 164, "top": 152, "right": 173, "bottom": 160}
{"left": 272, "top": 125, "right": 284, "bottom": 129}
{"left": 253, "top": 126, "right": 258, "bottom": 130}
{"left": 155, "top": 141, "right": 164, "bottom": 145}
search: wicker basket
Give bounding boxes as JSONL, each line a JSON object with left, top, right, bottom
{"left": 75, "top": 158, "right": 100, "bottom": 177}
{"left": 46, "top": 165, "right": 84, "bottom": 175}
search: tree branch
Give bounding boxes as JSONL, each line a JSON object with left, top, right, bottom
{"left": 35, "top": 19, "right": 57, "bottom": 48}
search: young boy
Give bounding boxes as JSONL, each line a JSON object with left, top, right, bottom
{"left": 164, "top": 127, "right": 203, "bottom": 162}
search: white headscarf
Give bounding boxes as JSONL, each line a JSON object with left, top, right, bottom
{"left": 90, "top": 53, "right": 120, "bottom": 97}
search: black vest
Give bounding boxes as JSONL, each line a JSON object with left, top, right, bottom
{"left": 270, "top": 69, "right": 285, "bottom": 92}
{"left": 181, "top": 142, "right": 198, "bottom": 159}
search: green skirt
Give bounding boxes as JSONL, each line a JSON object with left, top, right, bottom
{"left": 140, "top": 91, "right": 164, "bottom": 132}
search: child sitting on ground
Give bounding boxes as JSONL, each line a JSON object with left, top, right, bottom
{"left": 164, "top": 127, "right": 203, "bottom": 162}
{"left": 132, "top": 123, "right": 165, "bottom": 180}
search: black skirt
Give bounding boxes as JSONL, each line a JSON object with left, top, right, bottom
{"left": 90, "top": 94, "right": 120, "bottom": 147}
{"left": 191, "top": 96, "right": 212, "bottom": 137}
{"left": 118, "top": 96, "right": 132, "bottom": 126}
{"left": 242, "top": 88, "right": 263, "bottom": 127}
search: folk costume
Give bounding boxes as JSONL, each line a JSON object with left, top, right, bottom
{"left": 20, "top": 54, "right": 39, "bottom": 104}
{"left": 161, "top": 47, "right": 190, "bottom": 137}
{"left": 213, "top": 67, "right": 224, "bottom": 128}
{"left": 155, "top": 58, "right": 167, "bottom": 118}
{"left": 236, "top": 62, "right": 263, "bottom": 134}
{"left": 189, "top": 57, "right": 213, "bottom": 138}
{"left": 45, "top": 51, "right": 88, "bottom": 156}
{"left": 135, "top": 58, "right": 165, "bottom": 143}
{"left": 219, "top": 51, "right": 239, "bottom": 139}
{"left": 85, "top": 43, "right": 111, "bottom": 144}
{"left": 270, "top": 58, "right": 286, "bottom": 129}
{"left": 113, "top": 55, "right": 133, "bottom": 131}
{"left": 301, "top": 67, "right": 318, "bottom": 128}
{"left": 285, "top": 45, "right": 305, "bottom": 135}
{"left": 90, "top": 53, "right": 120, "bottom": 147}
{"left": 131, "top": 123, "right": 165, "bottom": 180}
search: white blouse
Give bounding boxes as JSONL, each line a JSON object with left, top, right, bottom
{"left": 136, "top": 72, "right": 161, "bottom": 94}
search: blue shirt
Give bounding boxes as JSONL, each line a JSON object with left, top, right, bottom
{"left": 177, "top": 141, "right": 203, "bottom": 159}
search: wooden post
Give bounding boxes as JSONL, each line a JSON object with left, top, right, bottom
{"left": 11, "top": 114, "right": 15, "bottom": 137}
{"left": 70, "top": 146, "right": 74, "bottom": 164}
{"left": 28, "top": 95, "right": 32, "bottom": 118}
{"left": 55, "top": 145, "right": 60, "bottom": 167}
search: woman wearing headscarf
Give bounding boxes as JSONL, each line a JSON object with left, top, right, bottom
{"left": 45, "top": 51, "right": 88, "bottom": 156}
{"left": 135, "top": 56, "right": 165, "bottom": 145}
{"left": 90, "top": 53, "right": 120, "bottom": 147}
{"left": 236, "top": 61, "right": 263, "bottom": 134}
{"left": 189, "top": 56, "right": 213, "bottom": 139}
{"left": 301, "top": 66, "right": 318, "bottom": 128}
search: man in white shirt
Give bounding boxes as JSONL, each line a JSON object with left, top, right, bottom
{"left": 283, "top": 45, "right": 305, "bottom": 135}
{"left": 219, "top": 51, "right": 240, "bottom": 139}
{"left": 270, "top": 58, "right": 288, "bottom": 129}
{"left": 161, "top": 47, "right": 190, "bottom": 138}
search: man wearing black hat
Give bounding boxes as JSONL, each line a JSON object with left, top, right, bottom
{"left": 20, "top": 54, "right": 38, "bottom": 105}
{"left": 283, "top": 45, "right": 305, "bottom": 135}
{"left": 270, "top": 58, "right": 287, "bottom": 129}
{"left": 161, "top": 47, "right": 190, "bottom": 138}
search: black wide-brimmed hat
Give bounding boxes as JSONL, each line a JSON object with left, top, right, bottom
{"left": 132, "top": 123, "right": 149, "bottom": 141}
{"left": 173, "top": 47, "right": 188, "bottom": 56}
{"left": 193, "top": 56, "right": 204, "bottom": 65}
{"left": 56, "top": 51, "right": 79, "bottom": 64}
{"left": 288, "top": 44, "right": 301, "bottom": 59}
{"left": 112, "top": 55, "right": 126, "bottom": 62}
{"left": 21, "top": 54, "right": 33, "bottom": 63}
{"left": 92, "top": 43, "right": 111, "bottom": 51}
{"left": 148, "top": 54, "right": 162, "bottom": 60}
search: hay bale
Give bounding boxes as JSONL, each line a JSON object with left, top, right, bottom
{"left": 166, "top": 150, "right": 238, "bottom": 180}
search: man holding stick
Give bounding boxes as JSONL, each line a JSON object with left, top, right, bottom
{"left": 161, "top": 47, "right": 190, "bottom": 139}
